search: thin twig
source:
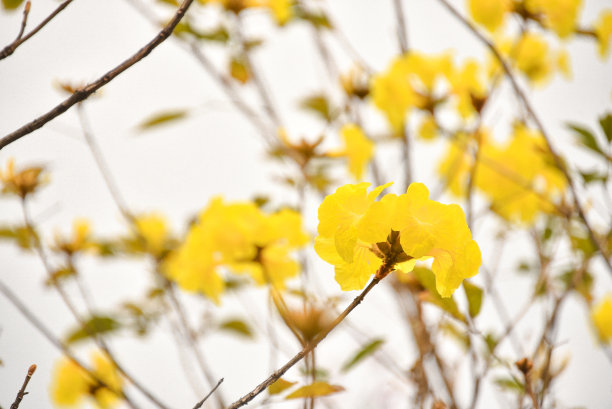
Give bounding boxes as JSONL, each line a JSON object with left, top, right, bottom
{"left": 226, "top": 275, "right": 384, "bottom": 409}
{"left": 193, "top": 378, "right": 224, "bottom": 409}
{"left": 436, "top": 0, "right": 612, "bottom": 276}
{"left": 0, "top": 279, "right": 138, "bottom": 409}
{"left": 0, "top": 0, "right": 195, "bottom": 150}
{"left": 10, "top": 364, "right": 36, "bottom": 409}
{"left": 391, "top": 0, "right": 409, "bottom": 54}
{"left": 0, "top": 0, "right": 70, "bottom": 61}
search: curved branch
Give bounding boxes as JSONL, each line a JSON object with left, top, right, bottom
{"left": 0, "top": 0, "right": 195, "bottom": 151}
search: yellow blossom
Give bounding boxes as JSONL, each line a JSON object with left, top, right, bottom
{"left": 54, "top": 219, "right": 93, "bottom": 255}
{"left": 418, "top": 114, "right": 438, "bottom": 140}
{"left": 513, "top": 33, "right": 554, "bottom": 84}
{"left": 437, "top": 130, "right": 487, "bottom": 197}
{"left": 591, "top": 294, "right": 612, "bottom": 344}
{"left": 0, "top": 158, "right": 46, "bottom": 198}
{"left": 51, "top": 351, "right": 122, "bottom": 408}
{"left": 265, "top": 0, "right": 292, "bottom": 25}
{"left": 468, "top": 0, "right": 511, "bottom": 33}
{"left": 594, "top": 10, "right": 612, "bottom": 58}
{"left": 526, "top": 0, "right": 582, "bottom": 38}
{"left": 163, "top": 198, "right": 308, "bottom": 301}
{"left": 450, "top": 59, "right": 488, "bottom": 118}
{"left": 315, "top": 182, "right": 481, "bottom": 297}
{"left": 475, "top": 124, "right": 566, "bottom": 224}
{"left": 371, "top": 56, "right": 423, "bottom": 134}
{"left": 403, "top": 52, "right": 454, "bottom": 93}
{"left": 336, "top": 123, "right": 374, "bottom": 180}
{"left": 133, "top": 213, "right": 169, "bottom": 257}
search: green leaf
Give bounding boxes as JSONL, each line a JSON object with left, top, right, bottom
{"left": 295, "top": 8, "right": 333, "bottom": 29}
{"left": 299, "top": 94, "right": 336, "bottom": 122}
{"left": 65, "top": 315, "right": 121, "bottom": 344}
{"left": 599, "top": 113, "right": 612, "bottom": 143}
{"left": 412, "top": 267, "right": 464, "bottom": 321}
{"left": 137, "top": 109, "right": 189, "bottom": 130}
{"left": 579, "top": 171, "right": 608, "bottom": 185}
{"left": 218, "top": 318, "right": 253, "bottom": 338}
{"left": 285, "top": 382, "right": 344, "bottom": 399}
{"left": 341, "top": 338, "right": 384, "bottom": 372}
{"left": 567, "top": 123, "right": 603, "bottom": 156}
{"left": 494, "top": 377, "right": 524, "bottom": 393}
{"left": 2, "top": 0, "right": 25, "bottom": 10}
{"left": 268, "top": 378, "right": 296, "bottom": 395}
{"left": 463, "top": 280, "right": 483, "bottom": 318}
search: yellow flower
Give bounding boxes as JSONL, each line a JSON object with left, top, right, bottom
{"left": 513, "top": 33, "right": 554, "bottom": 84}
{"left": 450, "top": 59, "right": 488, "bottom": 118}
{"left": 467, "top": 0, "right": 511, "bottom": 32}
{"left": 336, "top": 123, "right": 374, "bottom": 180}
{"left": 53, "top": 219, "right": 93, "bottom": 255}
{"left": 163, "top": 198, "right": 308, "bottom": 301}
{"left": 594, "top": 10, "right": 612, "bottom": 58}
{"left": 418, "top": 114, "right": 438, "bottom": 140}
{"left": 476, "top": 124, "right": 566, "bottom": 224}
{"left": 315, "top": 182, "right": 481, "bottom": 297}
{"left": 51, "top": 352, "right": 122, "bottom": 408}
{"left": 133, "top": 213, "right": 169, "bottom": 257}
{"left": 591, "top": 294, "right": 612, "bottom": 344}
{"left": 526, "top": 0, "right": 582, "bottom": 38}
{"left": 266, "top": 0, "right": 292, "bottom": 25}
{"left": 437, "top": 130, "right": 486, "bottom": 197}
{"left": 0, "top": 158, "right": 46, "bottom": 198}
{"left": 371, "top": 56, "right": 423, "bottom": 134}
{"left": 403, "top": 52, "right": 454, "bottom": 93}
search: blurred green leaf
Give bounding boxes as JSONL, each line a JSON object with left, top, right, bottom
{"left": 413, "top": 267, "right": 464, "bottom": 321}
{"left": 463, "top": 280, "right": 483, "bottom": 318}
{"left": 567, "top": 123, "right": 604, "bottom": 156}
{"left": 299, "top": 94, "right": 336, "bottom": 122}
{"left": 65, "top": 315, "right": 121, "bottom": 344}
{"left": 218, "top": 318, "right": 253, "bottom": 338}
{"left": 295, "top": 8, "right": 333, "bottom": 29}
{"left": 2, "top": 0, "right": 25, "bottom": 10}
{"left": 599, "top": 112, "right": 612, "bottom": 143}
{"left": 341, "top": 338, "right": 384, "bottom": 372}
{"left": 558, "top": 270, "right": 593, "bottom": 302}
{"left": 494, "top": 377, "right": 524, "bottom": 393}
{"left": 285, "top": 382, "right": 344, "bottom": 399}
{"left": 579, "top": 171, "right": 608, "bottom": 185}
{"left": 268, "top": 378, "right": 296, "bottom": 395}
{"left": 137, "top": 109, "right": 189, "bottom": 130}
{"left": 440, "top": 320, "right": 470, "bottom": 350}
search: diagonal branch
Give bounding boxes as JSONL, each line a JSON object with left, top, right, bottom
{"left": 0, "top": 0, "right": 195, "bottom": 151}
{"left": 437, "top": 0, "right": 612, "bottom": 275}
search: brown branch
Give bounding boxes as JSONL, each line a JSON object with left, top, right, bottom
{"left": 0, "top": 0, "right": 195, "bottom": 151}
{"left": 226, "top": 274, "right": 384, "bottom": 409}
{"left": 0, "top": 0, "right": 72, "bottom": 61}
{"left": 9, "top": 364, "right": 36, "bottom": 409}
{"left": 0, "top": 279, "right": 139, "bottom": 409}
{"left": 193, "top": 378, "right": 224, "bottom": 409}
{"left": 436, "top": 0, "right": 612, "bottom": 276}
{"left": 392, "top": 0, "right": 409, "bottom": 54}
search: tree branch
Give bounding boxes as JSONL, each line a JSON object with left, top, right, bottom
{"left": 0, "top": 0, "right": 195, "bottom": 151}
{"left": 226, "top": 274, "right": 384, "bottom": 409}
{"left": 9, "top": 364, "right": 36, "bottom": 409}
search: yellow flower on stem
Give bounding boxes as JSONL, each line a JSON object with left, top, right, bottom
{"left": 315, "top": 182, "right": 481, "bottom": 297}
{"left": 591, "top": 294, "right": 612, "bottom": 344}
{"left": 513, "top": 33, "right": 554, "bottom": 84}
{"left": 132, "top": 213, "right": 169, "bottom": 257}
{"left": 0, "top": 158, "right": 46, "bottom": 199}
{"left": 51, "top": 351, "right": 122, "bottom": 408}
{"left": 53, "top": 219, "right": 94, "bottom": 255}
{"left": 526, "top": 0, "right": 582, "bottom": 38}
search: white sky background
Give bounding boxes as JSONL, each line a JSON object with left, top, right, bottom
{"left": 1, "top": 0, "right": 612, "bottom": 408}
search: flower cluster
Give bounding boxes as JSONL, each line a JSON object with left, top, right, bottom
{"left": 315, "top": 183, "right": 481, "bottom": 297}
{"left": 163, "top": 198, "right": 309, "bottom": 303}
{"left": 438, "top": 124, "right": 567, "bottom": 224}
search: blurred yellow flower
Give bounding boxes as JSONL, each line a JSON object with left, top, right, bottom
{"left": 133, "top": 213, "right": 169, "bottom": 257}
{"left": 164, "top": 198, "right": 308, "bottom": 301}
{"left": 51, "top": 352, "right": 122, "bottom": 408}
{"left": 315, "top": 182, "right": 481, "bottom": 297}
{"left": 468, "top": 0, "right": 511, "bottom": 32}
{"left": 513, "top": 33, "right": 554, "bottom": 84}
{"left": 418, "top": 114, "right": 438, "bottom": 140}
{"left": 336, "top": 123, "right": 374, "bottom": 180}
{"left": 0, "top": 158, "right": 46, "bottom": 199}
{"left": 594, "top": 10, "right": 612, "bottom": 58}
{"left": 53, "top": 219, "right": 94, "bottom": 255}
{"left": 476, "top": 124, "right": 566, "bottom": 223}
{"left": 450, "top": 59, "right": 488, "bottom": 118}
{"left": 526, "top": 0, "right": 582, "bottom": 38}
{"left": 371, "top": 56, "right": 423, "bottom": 134}
{"left": 591, "top": 294, "right": 612, "bottom": 344}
